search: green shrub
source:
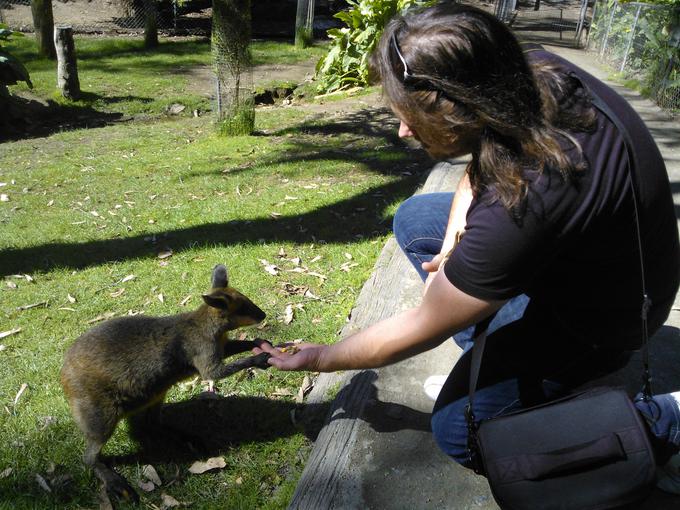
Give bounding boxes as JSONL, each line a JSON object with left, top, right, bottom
{"left": 315, "top": 0, "right": 434, "bottom": 94}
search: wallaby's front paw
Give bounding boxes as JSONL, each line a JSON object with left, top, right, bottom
{"left": 252, "top": 352, "right": 272, "bottom": 369}
{"left": 253, "top": 338, "right": 274, "bottom": 349}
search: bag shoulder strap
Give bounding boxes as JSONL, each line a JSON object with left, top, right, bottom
{"left": 466, "top": 77, "right": 654, "bottom": 437}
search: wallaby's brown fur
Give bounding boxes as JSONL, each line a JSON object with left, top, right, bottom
{"left": 61, "top": 264, "right": 271, "bottom": 503}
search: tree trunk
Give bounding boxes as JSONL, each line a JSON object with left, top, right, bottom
{"left": 54, "top": 26, "right": 80, "bottom": 100}
{"left": 212, "top": 0, "right": 254, "bottom": 136}
{"left": 143, "top": 0, "right": 158, "bottom": 48}
{"left": 31, "top": 0, "right": 56, "bottom": 60}
{"left": 295, "top": 0, "right": 315, "bottom": 48}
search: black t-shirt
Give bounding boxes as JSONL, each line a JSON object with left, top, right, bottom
{"left": 444, "top": 51, "right": 680, "bottom": 348}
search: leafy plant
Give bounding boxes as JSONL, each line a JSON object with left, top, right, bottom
{"left": 590, "top": 0, "right": 679, "bottom": 110}
{"left": 315, "top": 0, "right": 435, "bottom": 94}
{"left": 0, "top": 24, "right": 32, "bottom": 101}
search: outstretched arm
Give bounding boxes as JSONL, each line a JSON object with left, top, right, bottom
{"left": 255, "top": 270, "right": 504, "bottom": 372}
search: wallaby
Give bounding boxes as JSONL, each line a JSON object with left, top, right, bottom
{"left": 61, "top": 264, "right": 272, "bottom": 503}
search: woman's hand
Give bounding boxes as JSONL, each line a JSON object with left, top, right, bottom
{"left": 422, "top": 252, "right": 446, "bottom": 294}
{"left": 253, "top": 341, "right": 327, "bottom": 372}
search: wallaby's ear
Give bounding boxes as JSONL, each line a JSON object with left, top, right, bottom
{"left": 211, "top": 264, "right": 229, "bottom": 289}
{"left": 202, "top": 291, "right": 231, "bottom": 309}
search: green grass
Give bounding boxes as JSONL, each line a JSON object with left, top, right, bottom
{"left": 0, "top": 39, "right": 430, "bottom": 508}
{"left": 7, "top": 35, "right": 328, "bottom": 117}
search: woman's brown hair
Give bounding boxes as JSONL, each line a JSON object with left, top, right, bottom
{"left": 370, "top": 3, "right": 597, "bottom": 212}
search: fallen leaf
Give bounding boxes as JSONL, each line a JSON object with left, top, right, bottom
{"left": 39, "top": 416, "right": 57, "bottom": 430}
{"left": 160, "top": 492, "right": 182, "bottom": 508}
{"left": 17, "top": 301, "right": 47, "bottom": 311}
{"left": 158, "top": 249, "right": 173, "bottom": 259}
{"left": 0, "top": 194, "right": 9, "bottom": 202}
{"left": 90, "top": 210, "right": 100, "bottom": 217}
{"left": 340, "top": 262, "right": 359, "bottom": 272}
{"left": 344, "top": 252, "right": 353, "bottom": 260}
{"left": 47, "top": 200, "right": 54, "bottom": 207}
{"left": 283, "top": 304, "right": 294, "bottom": 325}
{"left": 67, "top": 294, "right": 76, "bottom": 303}
{"left": 304, "top": 289, "right": 320, "bottom": 300}
{"left": 188, "top": 457, "right": 226, "bottom": 474}
{"left": 277, "top": 247, "right": 287, "bottom": 258}
{"left": 58, "top": 307, "right": 76, "bottom": 312}
{"left": 0, "top": 468, "right": 12, "bottom": 478}
{"left": 259, "top": 260, "right": 279, "bottom": 276}
{"left": 289, "top": 257, "right": 301, "bottom": 266}
{"left": 35, "top": 473, "right": 51, "bottom": 493}
{"left": 272, "top": 387, "right": 295, "bottom": 397}
{"left": 110, "top": 288, "right": 125, "bottom": 298}
{"left": 14, "top": 383, "right": 28, "bottom": 405}
{"left": 142, "top": 465, "right": 162, "bottom": 486}
{"left": 24, "top": 274, "right": 34, "bottom": 283}
{"left": 235, "top": 476, "right": 243, "bottom": 485}
{"left": 269, "top": 212, "right": 282, "bottom": 219}
{"left": 235, "top": 185, "right": 252, "bottom": 196}
{"left": 179, "top": 295, "right": 192, "bottom": 306}
{"left": 297, "top": 375, "right": 314, "bottom": 404}
{"left": 0, "top": 328, "right": 21, "bottom": 339}
{"left": 310, "top": 255, "right": 322, "bottom": 263}
{"left": 0, "top": 345, "right": 5, "bottom": 352}
{"left": 307, "top": 271, "right": 328, "bottom": 281}
{"left": 282, "top": 283, "right": 308, "bottom": 296}
{"left": 6, "top": 281, "right": 17, "bottom": 289}
{"left": 157, "top": 294, "right": 165, "bottom": 303}
{"left": 138, "top": 480, "right": 155, "bottom": 492}
{"left": 121, "top": 274, "right": 136, "bottom": 283}
{"left": 86, "top": 312, "right": 115, "bottom": 324}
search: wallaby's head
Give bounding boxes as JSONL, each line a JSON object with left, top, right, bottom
{"left": 201, "top": 264, "right": 266, "bottom": 330}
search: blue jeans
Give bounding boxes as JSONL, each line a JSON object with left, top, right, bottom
{"left": 393, "top": 192, "right": 680, "bottom": 465}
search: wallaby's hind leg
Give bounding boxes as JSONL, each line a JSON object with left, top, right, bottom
{"left": 72, "top": 397, "right": 139, "bottom": 503}
{"left": 84, "top": 436, "right": 139, "bottom": 503}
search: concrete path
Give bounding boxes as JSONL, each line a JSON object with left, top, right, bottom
{"left": 288, "top": 45, "right": 680, "bottom": 510}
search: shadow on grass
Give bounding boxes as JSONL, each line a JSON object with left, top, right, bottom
{"left": 0, "top": 106, "right": 432, "bottom": 276}
{"left": 0, "top": 173, "right": 426, "bottom": 277}
{"left": 0, "top": 93, "right": 134, "bottom": 142}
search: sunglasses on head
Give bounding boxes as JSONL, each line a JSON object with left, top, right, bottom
{"left": 391, "top": 32, "right": 415, "bottom": 83}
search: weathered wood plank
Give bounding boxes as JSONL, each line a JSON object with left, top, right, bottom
{"left": 289, "top": 161, "right": 466, "bottom": 510}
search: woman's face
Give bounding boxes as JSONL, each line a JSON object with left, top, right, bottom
{"left": 397, "top": 117, "right": 477, "bottom": 160}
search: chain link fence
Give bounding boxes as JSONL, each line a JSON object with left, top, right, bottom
{"left": 588, "top": 1, "right": 680, "bottom": 112}
{"left": 455, "top": 0, "right": 593, "bottom": 47}
{"left": 0, "top": 0, "right": 209, "bottom": 36}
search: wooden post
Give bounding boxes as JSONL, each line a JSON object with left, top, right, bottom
{"left": 31, "top": 0, "right": 56, "bottom": 59}
{"left": 54, "top": 26, "right": 81, "bottom": 100}
{"left": 143, "top": 0, "right": 159, "bottom": 49}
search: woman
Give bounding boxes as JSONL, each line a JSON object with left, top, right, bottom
{"left": 255, "top": 3, "right": 680, "bottom": 482}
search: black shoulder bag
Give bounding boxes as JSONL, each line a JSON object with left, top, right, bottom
{"left": 464, "top": 88, "right": 658, "bottom": 509}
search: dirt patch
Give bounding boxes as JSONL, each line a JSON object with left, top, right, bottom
{"left": 186, "top": 60, "right": 319, "bottom": 99}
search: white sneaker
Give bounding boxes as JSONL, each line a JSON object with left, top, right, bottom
{"left": 423, "top": 375, "right": 448, "bottom": 401}
{"left": 657, "top": 454, "right": 680, "bottom": 495}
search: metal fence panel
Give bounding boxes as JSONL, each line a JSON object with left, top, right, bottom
{"left": 589, "top": 1, "right": 679, "bottom": 112}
